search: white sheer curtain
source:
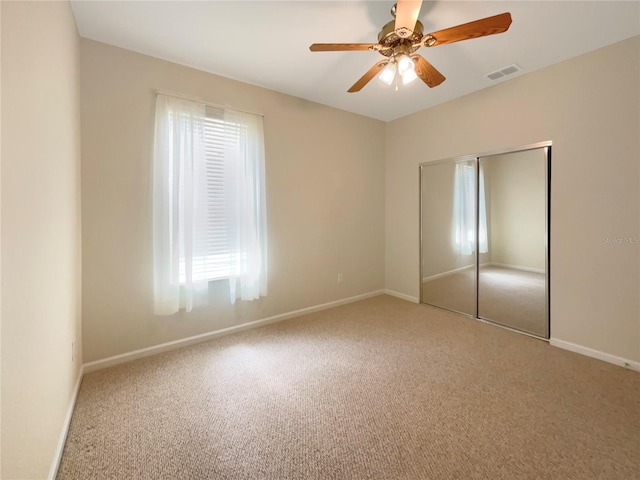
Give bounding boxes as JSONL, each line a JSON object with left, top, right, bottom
{"left": 153, "top": 95, "right": 209, "bottom": 314}
{"left": 153, "top": 94, "right": 268, "bottom": 314}
{"left": 453, "top": 162, "right": 488, "bottom": 255}
{"left": 223, "top": 109, "right": 268, "bottom": 304}
{"left": 478, "top": 165, "right": 488, "bottom": 254}
{"left": 453, "top": 163, "right": 475, "bottom": 255}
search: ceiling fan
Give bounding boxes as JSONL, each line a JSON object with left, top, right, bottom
{"left": 309, "top": 0, "right": 512, "bottom": 92}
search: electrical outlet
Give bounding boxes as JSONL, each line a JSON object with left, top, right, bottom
{"left": 337, "top": 273, "right": 344, "bottom": 284}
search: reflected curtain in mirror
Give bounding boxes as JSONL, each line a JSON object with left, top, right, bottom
{"left": 453, "top": 163, "right": 488, "bottom": 255}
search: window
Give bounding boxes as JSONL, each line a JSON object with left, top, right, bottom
{"left": 153, "top": 95, "right": 267, "bottom": 314}
{"left": 178, "top": 107, "right": 240, "bottom": 283}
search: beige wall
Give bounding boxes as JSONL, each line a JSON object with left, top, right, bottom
{"left": 387, "top": 36, "right": 640, "bottom": 362}
{"left": 1, "top": 2, "right": 82, "bottom": 479}
{"left": 0, "top": 3, "right": 3, "bottom": 475}
{"left": 485, "top": 149, "right": 546, "bottom": 271}
{"left": 80, "top": 39, "right": 385, "bottom": 363}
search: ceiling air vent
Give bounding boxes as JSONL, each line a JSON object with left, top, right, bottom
{"left": 486, "top": 64, "right": 522, "bottom": 81}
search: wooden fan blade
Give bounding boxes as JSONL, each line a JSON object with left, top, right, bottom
{"left": 348, "top": 61, "right": 388, "bottom": 93}
{"left": 309, "top": 43, "right": 378, "bottom": 52}
{"left": 427, "top": 12, "right": 512, "bottom": 46}
{"left": 394, "top": 0, "right": 423, "bottom": 38}
{"left": 412, "top": 55, "right": 446, "bottom": 88}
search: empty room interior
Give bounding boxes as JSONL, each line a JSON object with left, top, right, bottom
{"left": 1, "top": 1, "right": 639, "bottom": 479}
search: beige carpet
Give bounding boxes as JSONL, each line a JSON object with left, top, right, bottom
{"left": 422, "top": 265, "right": 547, "bottom": 337}
{"left": 58, "top": 295, "right": 639, "bottom": 480}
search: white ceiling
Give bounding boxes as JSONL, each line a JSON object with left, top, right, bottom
{"left": 70, "top": 1, "right": 640, "bottom": 122}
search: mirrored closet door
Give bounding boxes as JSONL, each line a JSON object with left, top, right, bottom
{"left": 420, "top": 143, "right": 551, "bottom": 339}
{"left": 420, "top": 158, "right": 477, "bottom": 317}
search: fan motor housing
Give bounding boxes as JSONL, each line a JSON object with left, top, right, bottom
{"left": 377, "top": 19, "right": 424, "bottom": 57}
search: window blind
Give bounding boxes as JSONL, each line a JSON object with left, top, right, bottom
{"left": 178, "top": 106, "right": 245, "bottom": 282}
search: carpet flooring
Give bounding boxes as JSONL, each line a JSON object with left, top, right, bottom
{"left": 57, "top": 295, "right": 639, "bottom": 479}
{"left": 422, "top": 265, "right": 547, "bottom": 337}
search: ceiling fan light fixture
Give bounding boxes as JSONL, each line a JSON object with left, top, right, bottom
{"left": 401, "top": 67, "right": 418, "bottom": 85}
{"left": 396, "top": 54, "right": 417, "bottom": 84}
{"left": 397, "top": 54, "right": 414, "bottom": 75}
{"left": 379, "top": 61, "right": 397, "bottom": 85}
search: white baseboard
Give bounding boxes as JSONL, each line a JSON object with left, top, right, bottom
{"left": 489, "top": 262, "right": 545, "bottom": 274}
{"left": 422, "top": 264, "right": 474, "bottom": 283}
{"left": 422, "top": 261, "right": 541, "bottom": 283}
{"left": 84, "top": 289, "right": 386, "bottom": 373}
{"left": 48, "top": 365, "right": 84, "bottom": 479}
{"left": 550, "top": 338, "right": 640, "bottom": 372}
{"left": 384, "top": 289, "right": 419, "bottom": 304}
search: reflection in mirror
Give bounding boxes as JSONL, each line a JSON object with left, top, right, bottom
{"left": 420, "top": 159, "right": 477, "bottom": 316}
{"left": 478, "top": 148, "right": 548, "bottom": 337}
{"left": 420, "top": 143, "right": 550, "bottom": 339}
